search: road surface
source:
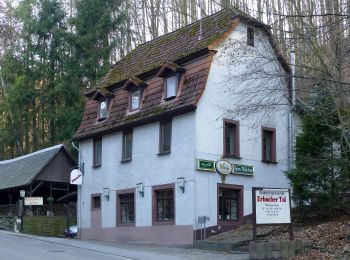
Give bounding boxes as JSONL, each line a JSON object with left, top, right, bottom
{"left": 0, "top": 231, "right": 248, "bottom": 260}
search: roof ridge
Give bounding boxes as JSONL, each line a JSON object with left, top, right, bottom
{"left": 111, "top": 9, "right": 236, "bottom": 69}
{"left": 0, "top": 144, "right": 63, "bottom": 165}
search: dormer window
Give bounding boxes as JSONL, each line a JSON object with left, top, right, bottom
{"left": 99, "top": 100, "right": 107, "bottom": 119}
{"left": 157, "top": 62, "right": 184, "bottom": 101}
{"left": 165, "top": 74, "right": 178, "bottom": 99}
{"left": 92, "top": 89, "right": 113, "bottom": 121}
{"left": 130, "top": 87, "right": 141, "bottom": 111}
{"left": 122, "top": 77, "right": 147, "bottom": 112}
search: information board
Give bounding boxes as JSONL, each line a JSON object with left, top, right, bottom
{"left": 24, "top": 197, "right": 43, "bottom": 206}
{"left": 255, "top": 188, "right": 291, "bottom": 224}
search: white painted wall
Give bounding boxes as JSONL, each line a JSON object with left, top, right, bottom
{"left": 79, "top": 112, "right": 196, "bottom": 229}
{"left": 194, "top": 22, "right": 291, "bottom": 229}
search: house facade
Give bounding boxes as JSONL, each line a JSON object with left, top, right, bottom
{"left": 73, "top": 9, "right": 293, "bottom": 246}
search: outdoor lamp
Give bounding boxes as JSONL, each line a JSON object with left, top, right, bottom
{"left": 103, "top": 187, "right": 110, "bottom": 201}
{"left": 136, "top": 183, "right": 144, "bottom": 197}
{"left": 177, "top": 177, "right": 185, "bottom": 193}
{"left": 19, "top": 190, "right": 25, "bottom": 198}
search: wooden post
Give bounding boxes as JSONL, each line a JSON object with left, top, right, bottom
{"left": 252, "top": 187, "right": 257, "bottom": 241}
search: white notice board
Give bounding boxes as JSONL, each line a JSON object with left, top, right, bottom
{"left": 255, "top": 189, "right": 291, "bottom": 224}
{"left": 24, "top": 197, "right": 43, "bottom": 206}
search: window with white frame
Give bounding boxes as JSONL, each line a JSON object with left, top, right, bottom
{"left": 99, "top": 100, "right": 107, "bottom": 119}
{"left": 165, "top": 75, "right": 177, "bottom": 99}
{"left": 130, "top": 88, "right": 141, "bottom": 111}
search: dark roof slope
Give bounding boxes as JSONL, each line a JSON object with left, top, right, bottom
{"left": 98, "top": 8, "right": 266, "bottom": 89}
{"left": 74, "top": 54, "right": 213, "bottom": 140}
{"left": 0, "top": 145, "right": 65, "bottom": 190}
{"left": 73, "top": 8, "right": 288, "bottom": 141}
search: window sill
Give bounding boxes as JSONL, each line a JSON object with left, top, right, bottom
{"left": 157, "top": 151, "right": 171, "bottom": 156}
{"left": 152, "top": 220, "right": 175, "bottom": 226}
{"left": 92, "top": 164, "right": 101, "bottom": 168}
{"left": 163, "top": 96, "right": 176, "bottom": 101}
{"left": 116, "top": 222, "right": 135, "bottom": 227}
{"left": 223, "top": 155, "right": 241, "bottom": 160}
{"left": 218, "top": 220, "right": 242, "bottom": 227}
{"left": 261, "top": 160, "right": 277, "bottom": 164}
{"left": 97, "top": 117, "right": 107, "bottom": 122}
{"left": 120, "top": 158, "right": 132, "bottom": 164}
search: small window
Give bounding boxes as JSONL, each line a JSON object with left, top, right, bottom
{"left": 91, "top": 195, "right": 101, "bottom": 209}
{"left": 93, "top": 137, "right": 102, "bottom": 167}
{"left": 218, "top": 189, "right": 239, "bottom": 221}
{"left": 223, "top": 120, "right": 240, "bottom": 158}
{"left": 122, "top": 130, "right": 133, "bottom": 161}
{"left": 99, "top": 100, "right": 107, "bottom": 119}
{"left": 130, "top": 88, "right": 141, "bottom": 111}
{"left": 165, "top": 75, "right": 177, "bottom": 99}
{"left": 247, "top": 27, "right": 254, "bottom": 47}
{"left": 159, "top": 120, "right": 172, "bottom": 154}
{"left": 156, "top": 189, "right": 174, "bottom": 222}
{"left": 119, "top": 193, "right": 134, "bottom": 224}
{"left": 262, "top": 127, "right": 276, "bottom": 162}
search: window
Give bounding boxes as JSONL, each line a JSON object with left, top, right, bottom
{"left": 165, "top": 75, "right": 178, "bottom": 99}
{"left": 156, "top": 189, "right": 174, "bottom": 222}
{"left": 130, "top": 88, "right": 141, "bottom": 111}
{"left": 247, "top": 27, "right": 254, "bottom": 47}
{"left": 218, "top": 188, "right": 239, "bottom": 221}
{"left": 223, "top": 120, "right": 240, "bottom": 158}
{"left": 91, "top": 195, "right": 101, "bottom": 210}
{"left": 262, "top": 127, "right": 276, "bottom": 162}
{"left": 93, "top": 137, "right": 102, "bottom": 167}
{"left": 122, "top": 130, "right": 133, "bottom": 161}
{"left": 99, "top": 100, "right": 107, "bottom": 119}
{"left": 119, "top": 193, "right": 134, "bottom": 224}
{"left": 159, "top": 120, "right": 172, "bottom": 154}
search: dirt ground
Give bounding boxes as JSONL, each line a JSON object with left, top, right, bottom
{"left": 208, "top": 216, "right": 350, "bottom": 259}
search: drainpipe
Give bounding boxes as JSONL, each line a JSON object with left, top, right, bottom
{"left": 288, "top": 50, "right": 296, "bottom": 170}
{"left": 71, "top": 141, "right": 81, "bottom": 239}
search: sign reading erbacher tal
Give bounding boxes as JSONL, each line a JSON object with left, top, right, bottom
{"left": 252, "top": 187, "right": 293, "bottom": 240}
{"left": 255, "top": 188, "right": 291, "bottom": 224}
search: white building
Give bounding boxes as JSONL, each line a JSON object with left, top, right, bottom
{"left": 73, "top": 8, "right": 294, "bottom": 246}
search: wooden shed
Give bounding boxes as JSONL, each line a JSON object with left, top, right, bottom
{"left": 0, "top": 144, "right": 76, "bottom": 207}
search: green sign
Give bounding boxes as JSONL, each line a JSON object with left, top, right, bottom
{"left": 233, "top": 164, "right": 254, "bottom": 175}
{"left": 197, "top": 159, "right": 215, "bottom": 172}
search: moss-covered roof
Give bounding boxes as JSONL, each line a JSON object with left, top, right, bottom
{"left": 73, "top": 8, "right": 276, "bottom": 141}
{"left": 97, "top": 8, "right": 263, "bottom": 89}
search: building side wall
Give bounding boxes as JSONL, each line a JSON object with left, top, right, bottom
{"left": 194, "top": 22, "right": 291, "bottom": 229}
{"left": 78, "top": 112, "right": 196, "bottom": 244}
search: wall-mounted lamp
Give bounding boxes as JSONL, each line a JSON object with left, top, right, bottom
{"left": 136, "top": 183, "right": 144, "bottom": 197}
{"left": 177, "top": 177, "right": 185, "bottom": 193}
{"left": 103, "top": 187, "right": 110, "bottom": 201}
{"left": 19, "top": 190, "right": 26, "bottom": 198}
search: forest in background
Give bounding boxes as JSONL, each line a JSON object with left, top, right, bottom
{"left": 0, "top": 0, "right": 349, "bottom": 165}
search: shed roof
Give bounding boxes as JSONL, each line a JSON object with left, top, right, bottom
{"left": 0, "top": 145, "right": 71, "bottom": 190}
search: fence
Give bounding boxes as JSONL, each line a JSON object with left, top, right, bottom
{"left": 0, "top": 203, "right": 76, "bottom": 217}
{"left": 0, "top": 202, "right": 77, "bottom": 236}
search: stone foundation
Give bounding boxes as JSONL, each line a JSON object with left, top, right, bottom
{"left": 249, "top": 240, "right": 302, "bottom": 259}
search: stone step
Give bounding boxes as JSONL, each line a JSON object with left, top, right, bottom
{"left": 194, "top": 240, "right": 250, "bottom": 253}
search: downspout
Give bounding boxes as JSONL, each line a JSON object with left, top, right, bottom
{"left": 71, "top": 141, "right": 81, "bottom": 238}
{"left": 288, "top": 50, "right": 296, "bottom": 171}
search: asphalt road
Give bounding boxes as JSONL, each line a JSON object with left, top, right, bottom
{"left": 0, "top": 231, "right": 248, "bottom": 260}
